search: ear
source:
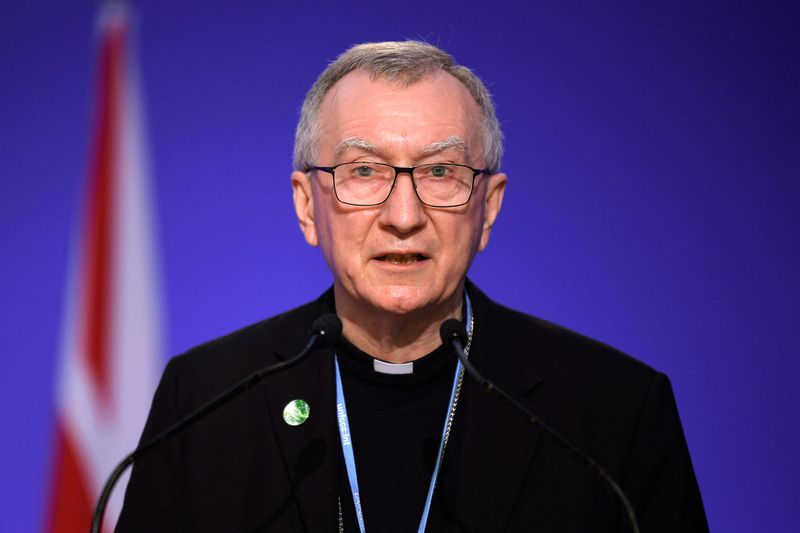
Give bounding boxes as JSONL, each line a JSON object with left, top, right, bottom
{"left": 291, "top": 170, "right": 319, "bottom": 247}
{"left": 478, "top": 172, "right": 507, "bottom": 251}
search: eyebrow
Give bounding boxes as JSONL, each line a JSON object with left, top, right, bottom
{"left": 334, "top": 137, "right": 382, "bottom": 161}
{"left": 419, "top": 136, "right": 470, "bottom": 159}
{"left": 334, "top": 135, "right": 471, "bottom": 162}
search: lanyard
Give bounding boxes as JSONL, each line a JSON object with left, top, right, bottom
{"left": 335, "top": 294, "right": 473, "bottom": 533}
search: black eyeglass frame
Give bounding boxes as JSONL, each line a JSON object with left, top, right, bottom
{"left": 308, "top": 161, "right": 492, "bottom": 208}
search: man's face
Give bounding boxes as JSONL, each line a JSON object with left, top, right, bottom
{"left": 292, "top": 70, "right": 506, "bottom": 317}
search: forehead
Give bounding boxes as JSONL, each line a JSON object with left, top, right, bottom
{"left": 317, "top": 70, "right": 483, "bottom": 162}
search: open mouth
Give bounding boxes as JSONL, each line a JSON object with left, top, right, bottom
{"left": 376, "top": 253, "right": 428, "bottom": 265}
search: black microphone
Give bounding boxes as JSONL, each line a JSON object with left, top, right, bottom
{"left": 440, "top": 319, "right": 640, "bottom": 533}
{"left": 91, "top": 313, "right": 342, "bottom": 533}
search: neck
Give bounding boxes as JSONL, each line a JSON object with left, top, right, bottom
{"left": 334, "top": 286, "right": 464, "bottom": 363}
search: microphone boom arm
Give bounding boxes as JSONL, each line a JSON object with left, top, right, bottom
{"left": 445, "top": 326, "right": 640, "bottom": 533}
{"left": 91, "top": 314, "right": 341, "bottom": 533}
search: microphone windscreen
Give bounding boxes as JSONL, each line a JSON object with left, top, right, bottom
{"left": 310, "top": 313, "right": 343, "bottom": 347}
{"left": 440, "top": 319, "right": 468, "bottom": 346}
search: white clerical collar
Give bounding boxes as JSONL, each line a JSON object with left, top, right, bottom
{"left": 372, "top": 359, "right": 414, "bottom": 375}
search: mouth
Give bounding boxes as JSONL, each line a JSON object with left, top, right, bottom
{"left": 375, "top": 253, "right": 429, "bottom": 265}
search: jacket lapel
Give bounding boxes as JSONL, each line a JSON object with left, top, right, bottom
{"left": 261, "top": 333, "right": 340, "bottom": 532}
{"left": 441, "top": 283, "right": 549, "bottom": 530}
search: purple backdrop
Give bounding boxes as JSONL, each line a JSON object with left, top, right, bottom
{"left": 2, "top": 1, "right": 798, "bottom": 531}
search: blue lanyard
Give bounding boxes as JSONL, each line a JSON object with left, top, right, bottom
{"left": 335, "top": 295, "right": 472, "bottom": 533}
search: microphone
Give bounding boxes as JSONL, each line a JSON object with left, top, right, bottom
{"left": 91, "top": 313, "right": 342, "bottom": 533}
{"left": 440, "top": 319, "right": 640, "bottom": 533}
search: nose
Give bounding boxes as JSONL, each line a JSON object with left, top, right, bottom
{"left": 377, "top": 172, "right": 428, "bottom": 234}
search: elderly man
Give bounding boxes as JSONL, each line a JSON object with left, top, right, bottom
{"left": 119, "top": 42, "right": 707, "bottom": 532}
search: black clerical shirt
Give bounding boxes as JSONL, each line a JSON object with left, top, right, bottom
{"left": 335, "top": 336, "right": 458, "bottom": 532}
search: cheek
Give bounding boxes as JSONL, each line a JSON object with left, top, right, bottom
{"left": 469, "top": 197, "right": 488, "bottom": 251}
{"left": 464, "top": 203, "right": 486, "bottom": 248}
{"left": 435, "top": 211, "right": 484, "bottom": 270}
{"left": 312, "top": 202, "right": 338, "bottom": 268}
{"left": 315, "top": 208, "right": 375, "bottom": 272}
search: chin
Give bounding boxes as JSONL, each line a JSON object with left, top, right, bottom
{"left": 367, "top": 285, "right": 435, "bottom": 315}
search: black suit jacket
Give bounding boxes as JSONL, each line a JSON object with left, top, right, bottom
{"left": 118, "top": 283, "right": 707, "bottom": 532}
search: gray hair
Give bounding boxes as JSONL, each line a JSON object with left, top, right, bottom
{"left": 293, "top": 41, "right": 503, "bottom": 172}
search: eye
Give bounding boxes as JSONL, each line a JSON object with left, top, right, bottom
{"left": 429, "top": 165, "right": 450, "bottom": 177}
{"left": 355, "top": 165, "right": 375, "bottom": 177}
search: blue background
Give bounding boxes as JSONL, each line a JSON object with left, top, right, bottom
{"left": 2, "top": 1, "right": 798, "bottom": 531}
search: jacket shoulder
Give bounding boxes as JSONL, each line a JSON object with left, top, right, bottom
{"left": 165, "top": 290, "right": 333, "bottom": 390}
{"left": 469, "top": 282, "right": 660, "bottom": 404}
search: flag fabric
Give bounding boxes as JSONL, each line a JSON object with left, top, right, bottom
{"left": 46, "top": 3, "right": 162, "bottom": 531}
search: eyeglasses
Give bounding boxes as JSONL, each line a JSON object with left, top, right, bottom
{"left": 309, "top": 161, "right": 490, "bottom": 208}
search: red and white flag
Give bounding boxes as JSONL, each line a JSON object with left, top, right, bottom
{"left": 46, "top": 3, "right": 162, "bottom": 531}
